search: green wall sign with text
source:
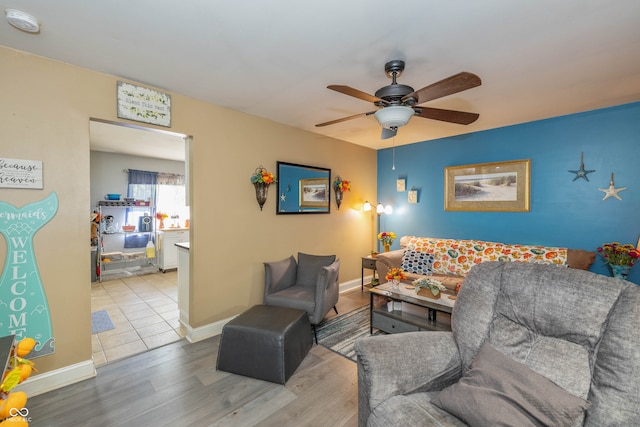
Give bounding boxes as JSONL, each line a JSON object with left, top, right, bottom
{"left": 0, "top": 192, "right": 58, "bottom": 358}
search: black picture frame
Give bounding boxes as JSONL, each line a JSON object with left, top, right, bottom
{"left": 276, "top": 161, "right": 331, "bottom": 214}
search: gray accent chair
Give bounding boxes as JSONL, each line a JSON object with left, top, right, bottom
{"left": 355, "top": 261, "right": 640, "bottom": 426}
{"left": 264, "top": 253, "right": 340, "bottom": 342}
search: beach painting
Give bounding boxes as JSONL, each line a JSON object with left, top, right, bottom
{"left": 445, "top": 160, "right": 530, "bottom": 212}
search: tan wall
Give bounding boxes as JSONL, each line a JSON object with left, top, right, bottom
{"left": 0, "top": 46, "right": 377, "bottom": 375}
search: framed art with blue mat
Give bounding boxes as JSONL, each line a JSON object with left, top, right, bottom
{"left": 91, "top": 310, "right": 115, "bottom": 334}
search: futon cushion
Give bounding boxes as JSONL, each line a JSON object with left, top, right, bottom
{"left": 401, "top": 249, "right": 435, "bottom": 275}
{"left": 295, "top": 252, "right": 336, "bottom": 287}
{"left": 431, "top": 343, "right": 590, "bottom": 427}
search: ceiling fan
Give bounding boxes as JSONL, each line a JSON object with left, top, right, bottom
{"left": 316, "top": 60, "right": 481, "bottom": 139}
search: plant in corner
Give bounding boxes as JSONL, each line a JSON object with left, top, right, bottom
{"left": 597, "top": 242, "right": 640, "bottom": 280}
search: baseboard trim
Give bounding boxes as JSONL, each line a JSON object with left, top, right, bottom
{"left": 15, "top": 359, "right": 96, "bottom": 397}
{"left": 180, "top": 278, "right": 365, "bottom": 343}
{"left": 181, "top": 316, "right": 235, "bottom": 343}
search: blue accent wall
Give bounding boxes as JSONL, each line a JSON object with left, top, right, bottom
{"left": 377, "top": 102, "right": 640, "bottom": 284}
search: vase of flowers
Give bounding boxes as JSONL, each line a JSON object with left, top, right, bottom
{"left": 597, "top": 242, "right": 640, "bottom": 280}
{"left": 155, "top": 212, "right": 168, "bottom": 229}
{"left": 386, "top": 267, "right": 406, "bottom": 290}
{"left": 333, "top": 176, "right": 350, "bottom": 210}
{"left": 413, "top": 277, "right": 446, "bottom": 299}
{"left": 378, "top": 231, "right": 397, "bottom": 252}
{"left": 250, "top": 166, "right": 277, "bottom": 211}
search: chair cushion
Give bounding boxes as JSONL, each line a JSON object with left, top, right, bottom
{"left": 431, "top": 343, "right": 590, "bottom": 427}
{"left": 295, "top": 252, "right": 336, "bottom": 287}
{"left": 264, "top": 286, "right": 316, "bottom": 314}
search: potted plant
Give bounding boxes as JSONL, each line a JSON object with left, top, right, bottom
{"left": 378, "top": 231, "right": 397, "bottom": 252}
{"left": 597, "top": 242, "right": 640, "bottom": 280}
{"left": 413, "top": 277, "right": 446, "bottom": 299}
{"left": 385, "top": 267, "right": 406, "bottom": 290}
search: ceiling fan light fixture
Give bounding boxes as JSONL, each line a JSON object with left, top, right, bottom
{"left": 374, "top": 106, "right": 414, "bottom": 129}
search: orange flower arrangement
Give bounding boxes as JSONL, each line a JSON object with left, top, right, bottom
{"left": 385, "top": 268, "right": 407, "bottom": 282}
{"left": 250, "top": 166, "right": 276, "bottom": 185}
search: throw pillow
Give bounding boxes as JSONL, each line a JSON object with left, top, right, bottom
{"left": 431, "top": 343, "right": 590, "bottom": 427}
{"left": 295, "top": 253, "right": 336, "bottom": 287}
{"left": 401, "top": 249, "right": 435, "bottom": 275}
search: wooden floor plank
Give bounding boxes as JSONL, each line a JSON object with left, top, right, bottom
{"left": 27, "top": 289, "right": 373, "bottom": 426}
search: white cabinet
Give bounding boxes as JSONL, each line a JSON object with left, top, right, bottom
{"left": 158, "top": 230, "right": 189, "bottom": 272}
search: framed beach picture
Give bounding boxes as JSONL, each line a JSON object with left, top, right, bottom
{"left": 276, "top": 161, "right": 331, "bottom": 214}
{"left": 444, "top": 159, "right": 530, "bottom": 212}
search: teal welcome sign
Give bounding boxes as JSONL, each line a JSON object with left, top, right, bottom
{"left": 0, "top": 192, "right": 58, "bottom": 358}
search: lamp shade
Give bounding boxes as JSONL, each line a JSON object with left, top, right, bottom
{"left": 374, "top": 106, "right": 414, "bottom": 128}
{"left": 363, "top": 201, "right": 372, "bottom": 212}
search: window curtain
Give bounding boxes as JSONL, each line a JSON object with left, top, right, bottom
{"left": 127, "top": 169, "right": 158, "bottom": 201}
{"left": 156, "top": 172, "right": 184, "bottom": 186}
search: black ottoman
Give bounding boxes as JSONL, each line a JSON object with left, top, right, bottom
{"left": 216, "top": 304, "right": 312, "bottom": 384}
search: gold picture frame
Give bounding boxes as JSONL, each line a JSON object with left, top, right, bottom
{"left": 299, "top": 178, "right": 329, "bottom": 208}
{"left": 444, "top": 159, "right": 530, "bottom": 212}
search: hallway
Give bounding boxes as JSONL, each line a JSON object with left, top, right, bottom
{"left": 91, "top": 271, "right": 185, "bottom": 366}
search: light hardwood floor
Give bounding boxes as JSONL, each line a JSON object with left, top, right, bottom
{"left": 30, "top": 287, "right": 371, "bottom": 426}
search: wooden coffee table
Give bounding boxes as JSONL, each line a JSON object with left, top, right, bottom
{"left": 369, "top": 282, "right": 455, "bottom": 334}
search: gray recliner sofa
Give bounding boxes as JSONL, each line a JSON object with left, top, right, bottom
{"left": 355, "top": 262, "right": 640, "bottom": 426}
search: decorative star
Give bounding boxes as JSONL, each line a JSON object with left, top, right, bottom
{"left": 598, "top": 172, "right": 627, "bottom": 201}
{"left": 280, "top": 193, "right": 286, "bottom": 202}
{"left": 569, "top": 152, "right": 596, "bottom": 181}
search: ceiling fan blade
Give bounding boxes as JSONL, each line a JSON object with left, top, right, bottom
{"left": 403, "top": 72, "right": 481, "bottom": 105}
{"left": 381, "top": 127, "right": 397, "bottom": 139}
{"left": 327, "top": 85, "right": 386, "bottom": 104}
{"left": 415, "top": 107, "right": 479, "bottom": 125}
{"left": 315, "top": 111, "right": 376, "bottom": 127}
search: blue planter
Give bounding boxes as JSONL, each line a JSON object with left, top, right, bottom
{"left": 609, "top": 265, "right": 631, "bottom": 280}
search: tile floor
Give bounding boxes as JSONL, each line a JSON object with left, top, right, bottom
{"left": 91, "top": 271, "right": 185, "bottom": 366}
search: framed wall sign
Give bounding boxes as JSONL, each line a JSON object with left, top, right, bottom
{"left": 444, "top": 159, "right": 530, "bottom": 212}
{"left": 0, "top": 158, "right": 43, "bottom": 189}
{"left": 117, "top": 81, "right": 171, "bottom": 127}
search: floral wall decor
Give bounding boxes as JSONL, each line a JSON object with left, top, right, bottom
{"left": 333, "top": 175, "right": 350, "bottom": 210}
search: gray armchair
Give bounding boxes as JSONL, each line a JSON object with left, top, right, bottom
{"left": 264, "top": 253, "right": 340, "bottom": 342}
{"left": 355, "top": 262, "right": 640, "bottom": 426}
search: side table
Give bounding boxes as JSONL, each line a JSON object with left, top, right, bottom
{"left": 361, "top": 256, "right": 377, "bottom": 291}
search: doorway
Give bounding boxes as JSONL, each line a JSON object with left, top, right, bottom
{"left": 89, "top": 118, "right": 191, "bottom": 365}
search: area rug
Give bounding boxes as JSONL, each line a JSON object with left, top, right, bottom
{"left": 91, "top": 310, "right": 115, "bottom": 334}
{"left": 316, "top": 304, "right": 382, "bottom": 362}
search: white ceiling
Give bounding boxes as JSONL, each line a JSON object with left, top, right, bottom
{"left": 3, "top": 0, "right": 640, "bottom": 155}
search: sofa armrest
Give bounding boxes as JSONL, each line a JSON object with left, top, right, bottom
{"left": 375, "top": 249, "right": 404, "bottom": 280}
{"left": 354, "top": 332, "right": 462, "bottom": 426}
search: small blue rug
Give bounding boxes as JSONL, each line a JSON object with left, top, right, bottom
{"left": 91, "top": 310, "right": 115, "bottom": 334}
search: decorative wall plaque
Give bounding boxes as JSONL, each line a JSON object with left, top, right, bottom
{"left": 117, "top": 81, "right": 171, "bottom": 127}
{"left": 0, "top": 158, "right": 43, "bottom": 189}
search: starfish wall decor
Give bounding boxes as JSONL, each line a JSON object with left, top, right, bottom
{"left": 569, "top": 152, "right": 596, "bottom": 181}
{"left": 598, "top": 172, "right": 627, "bottom": 201}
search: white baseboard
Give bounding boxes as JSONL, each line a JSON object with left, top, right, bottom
{"left": 15, "top": 359, "right": 96, "bottom": 397}
{"left": 180, "top": 315, "right": 235, "bottom": 343}
{"left": 180, "top": 278, "right": 365, "bottom": 343}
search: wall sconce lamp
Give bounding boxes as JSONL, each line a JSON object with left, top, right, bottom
{"left": 363, "top": 201, "right": 372, "bottom": 212}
